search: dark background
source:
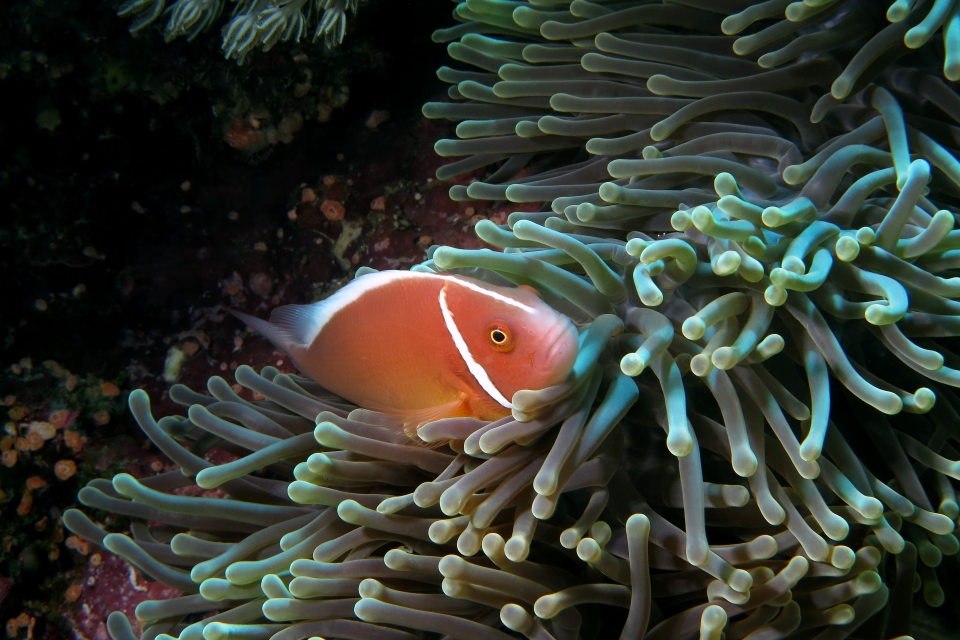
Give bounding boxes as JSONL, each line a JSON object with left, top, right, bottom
{"left": 0, "top": 0, "right": 455, "bottom": 633}
{"left": 0, "top": 0, "right": 452, "bottom": 373}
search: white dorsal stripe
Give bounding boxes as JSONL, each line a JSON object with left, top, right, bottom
{"left": 438, "top": 285, "right": 513, "bottom": 409}
{"left": 446, "top": 276, "right": 535, "bottom": 313}
{"left": 297, "top": 270, "right": 534, "bottom": 345}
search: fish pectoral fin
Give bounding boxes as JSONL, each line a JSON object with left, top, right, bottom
{"left": 379, "top": 394, "right": 472, "bottom": 442}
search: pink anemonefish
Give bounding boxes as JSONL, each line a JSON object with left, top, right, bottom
{"left": 233, "top": 270, "right": 580, "bottom": 437}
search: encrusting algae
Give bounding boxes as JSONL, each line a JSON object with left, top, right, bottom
{"left": 65, "top": 1, "right": 960, "bottom": 639}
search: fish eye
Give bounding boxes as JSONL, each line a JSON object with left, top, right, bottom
{"left": 487, "top": 323, "right": 514, "bottom": 352}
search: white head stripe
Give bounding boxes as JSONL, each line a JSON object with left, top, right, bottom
{"left": 438, "top": 286, "right": 513, "bottom": 409}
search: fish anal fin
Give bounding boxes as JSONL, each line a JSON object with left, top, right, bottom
{"left": 378, "top": 394, "right": 472, "bottom": 443}
{"left": 348, "top": 408, "right": 407, "bottom": 428}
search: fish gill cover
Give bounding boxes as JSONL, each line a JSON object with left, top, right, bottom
{"left": 64, "top": 0, "right": 960, "bottom": 638}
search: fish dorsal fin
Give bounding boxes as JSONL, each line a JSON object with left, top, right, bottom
{"left": 232, "top": 270, "right": 448, "bottom": 351}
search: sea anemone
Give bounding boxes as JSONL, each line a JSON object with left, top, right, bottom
{"left": 117, "top": 0, "right": 359, "bottom": 63}
{"left": 67, "top": 1, "right": 960, "bottom": 638}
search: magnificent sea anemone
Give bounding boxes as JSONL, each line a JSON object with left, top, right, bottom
{"left": 118, "top": 0, "right": 360, "bottom": 62}
{"left": 67, "top": 1, "right": 960, "bottom": 638}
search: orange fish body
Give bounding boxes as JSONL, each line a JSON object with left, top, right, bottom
{"left": 234, "top": 271, "right": 579, "bottom": 430}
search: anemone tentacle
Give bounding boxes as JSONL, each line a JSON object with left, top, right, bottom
{"left": 118, "top": 0, "right": 360, "bottom": 63}
{"left": 70, "top": 1, "right": 960, "bottom": 638}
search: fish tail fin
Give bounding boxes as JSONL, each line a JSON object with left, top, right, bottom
{"left": 230, "top": 304, "right": 320, "bottom": 354}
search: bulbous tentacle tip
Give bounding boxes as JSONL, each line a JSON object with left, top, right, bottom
{"left": 128, "top": 387, "right": 150, "bottom": 412}
{"left": 106, "top": 613, "right": 137, "bottom": 640}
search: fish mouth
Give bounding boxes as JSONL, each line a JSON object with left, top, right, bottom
{"left": 533, "top": 318, "right": 579, "bottom": 376}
